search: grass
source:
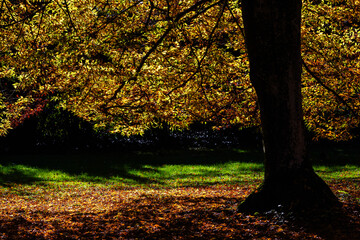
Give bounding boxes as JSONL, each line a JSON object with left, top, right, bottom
{"left": 315, "top": 164, "right": 359, "bottom": 180}
{"left": 0, "top": 146, "right": 358, "bottom": 189}
{"left": 0, "top": 153, "right": 264, "bottom": 188}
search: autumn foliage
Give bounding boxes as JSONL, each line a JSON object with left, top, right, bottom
{"left": 0, "top": 0, "right": 359, "bottom": 139}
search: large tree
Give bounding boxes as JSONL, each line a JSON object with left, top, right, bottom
{"left": 237, "top": 0, "right": 340, "bottom": 212}
{"left": 1, "top": 0, "right": 358, "bottom": 211}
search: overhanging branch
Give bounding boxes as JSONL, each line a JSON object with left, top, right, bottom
{"left": 302, "top": 58, "right": 358, "bottom": 117}
{"left": 106, "top": 0, "right": 219, "bottom": 104}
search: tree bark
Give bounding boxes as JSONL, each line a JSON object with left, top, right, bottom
{"left": 237, "top": 0, "right": 340, "bottom": 212}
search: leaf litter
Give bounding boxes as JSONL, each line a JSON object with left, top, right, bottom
{"left": 0, "top": 180, "right": 359, "bottom": 239}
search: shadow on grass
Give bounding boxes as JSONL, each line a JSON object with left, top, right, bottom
{"left": 0, "top": 166, "right": 42, "bottom": 185}
{"left": 0, "top": 149, "right": 263, "bottom": 186}
{"left": 309, "top": 144, "right": 360, "bottom": 166}
{"left": 1, "top": 145, "right": 358, "bottom": 186}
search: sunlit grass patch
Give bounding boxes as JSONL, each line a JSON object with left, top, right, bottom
{"left": 315, "top": 164, "right": 360, "bottom": 180}
{"left": 0, "top": 149, "right": 264, "bottom": 188}
{"left": 0, "top": 164, "right": 72, "bottom": 183}
{"left": 126, "top": 162, "right": 264, "bottom": 187}
{"left": 0, "top": 147, "right": 359, "bottom": 190}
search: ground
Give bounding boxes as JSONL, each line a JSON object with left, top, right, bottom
{"left": 0, "top": 148, "right": 359, "bottom": 239}
{"left": 0, "top": 180, "right": 359, "bottom": 239}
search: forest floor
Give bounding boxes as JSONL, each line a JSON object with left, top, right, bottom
{"left": 0, "top": 148, "right": 359, "bottom": 239}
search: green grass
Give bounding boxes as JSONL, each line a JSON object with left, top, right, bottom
{"left": 126, "top": 161, "right": 264, "bottom": 187}
{"left": 315, "top": 165, "right": 359, "bottom": 180}
{"left": 0, "top": 147, "right": 358, "bottom": 189}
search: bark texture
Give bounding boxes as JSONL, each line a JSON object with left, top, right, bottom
{"left": 238, "top": 0, "right": 340, "bottom": 212}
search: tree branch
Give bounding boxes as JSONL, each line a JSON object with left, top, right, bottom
{"left": 0, "top": 1, "right": 49, "bottom": 28}
{"left": 302, "top": 58, "right": 358, "bottom": 117}
{"left": 106, "top": 0, "right": 217, "bottom": 104}
{"left": 167, "top": 0, "right": 226, "bottom": 96}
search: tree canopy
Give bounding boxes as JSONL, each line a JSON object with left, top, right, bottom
{"left": 0, "top": 0, "right": 359, "bottom": 140}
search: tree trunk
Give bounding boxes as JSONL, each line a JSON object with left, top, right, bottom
{"left": 237, "top": 0, "right": 340, "bottom": 212}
